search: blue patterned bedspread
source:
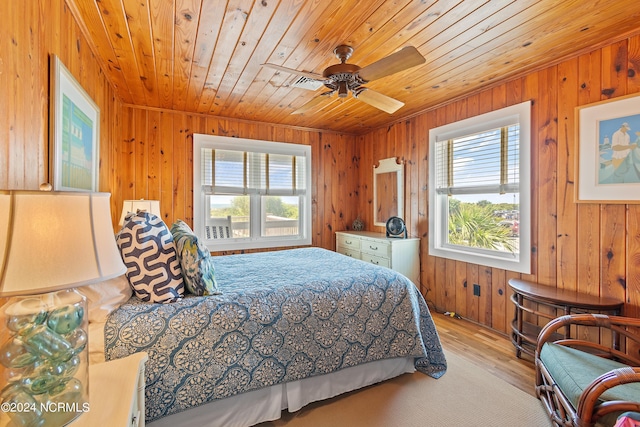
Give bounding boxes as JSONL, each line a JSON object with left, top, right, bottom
{"left": 105, "top": 247, "right": 446, "bottom": 421}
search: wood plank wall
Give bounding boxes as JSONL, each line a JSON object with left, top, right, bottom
{"left": 113, "top": 106, "right": 358, "bottom": 253}
{"left": 356, "top": 34, "right": 640, "bottom": 338}
{"left": 0, "top": 0, "right": 119, "bottom": 204}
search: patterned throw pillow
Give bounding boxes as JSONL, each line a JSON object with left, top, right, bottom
{"left": 170, "top": 220, "right": 219, "bottom": 296}
{"left": 116, "top": 212, "right": 184, "bottom": 303}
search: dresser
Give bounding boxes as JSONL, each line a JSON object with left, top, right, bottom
{"left": 335, "top": 231, "right": 420, "bottom": 285}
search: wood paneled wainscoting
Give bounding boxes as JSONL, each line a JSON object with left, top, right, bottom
{"left": 355, "top": 33, "right": 640, "bottom": 358}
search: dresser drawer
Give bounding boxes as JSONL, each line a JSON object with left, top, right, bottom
{"left": 361, "top": 253, "right": 390, "bottom": 268}
{"left": 337, "top": 246, "right": 361, "bottom": 259}
{"left": 335, "top": 231, "right": 419, "bottom": 286}
{"left": 360, "top": 238, "right": 390, "bottom": 258}
{"left": 337, "top": 234, "right": 361, "bottom": 250}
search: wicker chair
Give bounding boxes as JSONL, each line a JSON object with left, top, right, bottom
{"left": 535, "top": 314, "right": 640, "bottom": 426}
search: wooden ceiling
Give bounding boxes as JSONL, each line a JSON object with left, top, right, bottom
{"left": 68, "top": 0, "right": 640, "bottom": 135}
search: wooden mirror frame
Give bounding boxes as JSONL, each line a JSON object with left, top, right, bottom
{"left": 373, "top": 157, "right": 404, "bottom": 227}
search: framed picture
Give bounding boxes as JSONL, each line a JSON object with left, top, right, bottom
{"left": 576, "top": 92, "right": 640, "bottom": 203}
{"left": 49, "top": 54, "right": 100, "bottom": 192}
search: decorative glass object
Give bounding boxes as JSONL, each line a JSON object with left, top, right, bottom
{"left": 0, "top": 191, "right": 126, "bottom": 426}
{"left": 1, "top": 290, "right": 88, "bottom": 426}
{"left": 352, "top": 216, "right": 364, "bottom": 231}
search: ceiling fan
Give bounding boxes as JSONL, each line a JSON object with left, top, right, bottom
{"left": 262, "top": 45, "right": 426, "bottom": 115}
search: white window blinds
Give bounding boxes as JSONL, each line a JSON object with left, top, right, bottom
{"left": 435, "top": 124, "right": 520, "bottom": 196}
{"left": 201, "top": 148, "right": 307, "bottom": 196}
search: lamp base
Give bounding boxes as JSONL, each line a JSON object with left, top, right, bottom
{"left": 0, "top": 289, "right": 89, "bottom": 427}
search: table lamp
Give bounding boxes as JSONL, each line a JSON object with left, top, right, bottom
{"left": 118, "top": 199, "right": 160, "bottom": 226}
{"left": 0, "top": 190, "right": 126, "bottom": 427}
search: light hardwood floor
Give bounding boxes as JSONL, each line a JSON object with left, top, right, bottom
{"left": 432, "top": 312, "right": 538, "bottom": 397}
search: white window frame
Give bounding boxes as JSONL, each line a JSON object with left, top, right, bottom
{"left": 193, "top": 134, "right": 312, "bottom": 251}
{"left": 428, "top": 101, "right": 531, "bottom": 274}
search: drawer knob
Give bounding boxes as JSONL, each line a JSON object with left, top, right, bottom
{"left": 369, "top": 245, "right": 378, "bottom": 250}
{"left": 346, "top": 240, "right": 352, "bottom": 244}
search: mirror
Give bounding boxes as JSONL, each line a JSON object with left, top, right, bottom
{"left": 373, "top": 157, "right": 404, "bottom": 227}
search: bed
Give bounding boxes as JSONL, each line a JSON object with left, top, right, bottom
{"left": 88, "top": 247, "right": 446, "bottom": 427}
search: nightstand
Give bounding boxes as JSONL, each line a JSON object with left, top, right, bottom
{"left": 508, "top": 279, "right": 623, "bottom": 359}
{"left": 70, "top": 352, "right": 148, "bottom": 427}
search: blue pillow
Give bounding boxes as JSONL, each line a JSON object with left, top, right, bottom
{"left": 116, "top": 212, "right": 184, "bottom": 303}
{"left": 170, "top": 220, "right": 219, "bottom": 296}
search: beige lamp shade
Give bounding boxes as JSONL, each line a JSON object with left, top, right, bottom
{"left": 119, "top": 199, "right": 161, "bottom": 225}
{"left": 0, "top": 191, "right": 126, "bottom": 297}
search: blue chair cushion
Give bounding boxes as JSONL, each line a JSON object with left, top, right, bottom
{"left": 541, "top": 342, "right": 640, "bottom": 425}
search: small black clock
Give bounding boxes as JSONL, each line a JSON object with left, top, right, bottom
{"left": 385, "top": 216, "right": 407, "bottom": 238}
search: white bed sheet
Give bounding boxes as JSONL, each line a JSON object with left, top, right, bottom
{"left": 147, "top": 357, "right": 415, "bottom": 427}
{"left": 89, "top": 321, "right": 414, "bottom": 427}
{"left": 88, "top": 322, "right": 107, "bottom": 364}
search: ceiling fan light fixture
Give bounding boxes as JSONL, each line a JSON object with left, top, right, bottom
{"left": 337, "top": 81, "right": 349, "bottom": 98}
{"left": 262, "top": 44, "right": 425, "bottom": 115}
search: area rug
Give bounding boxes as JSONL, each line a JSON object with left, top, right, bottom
{"left": 259, "top": 350, "right": 550, "bottom": 426}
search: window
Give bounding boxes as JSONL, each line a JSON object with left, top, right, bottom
{"left": 428, "top": 101, "right": 531, "bottom": 273}
{"left": 193, "top": 134, "right": 312, "bottom": 251}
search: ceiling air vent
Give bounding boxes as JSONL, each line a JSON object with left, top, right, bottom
{"left": 290, "top": 76, "right": 324, "bottom": 91}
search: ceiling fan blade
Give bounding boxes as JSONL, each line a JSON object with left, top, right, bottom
{"left": 291, "top": 91, "right": 335, "bottom": 115}
{"left": 357, "top": 46, "right": 425, "bottom": 82}
{"left": 354, "top": 88, "right": 404, "bottom": 114}
{"left": 262, "top": 63, "right": 325, "bottom": 81}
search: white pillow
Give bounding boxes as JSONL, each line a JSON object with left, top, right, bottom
{"left": 78, "top": 274, "right": 132, "bottom": 323}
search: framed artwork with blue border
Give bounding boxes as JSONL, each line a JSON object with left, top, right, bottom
{"left": 576, "top": 92, "right": 640, "bottom": 203}
{"left": 49, "top": 54, "right": 100, "bottom": 192}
